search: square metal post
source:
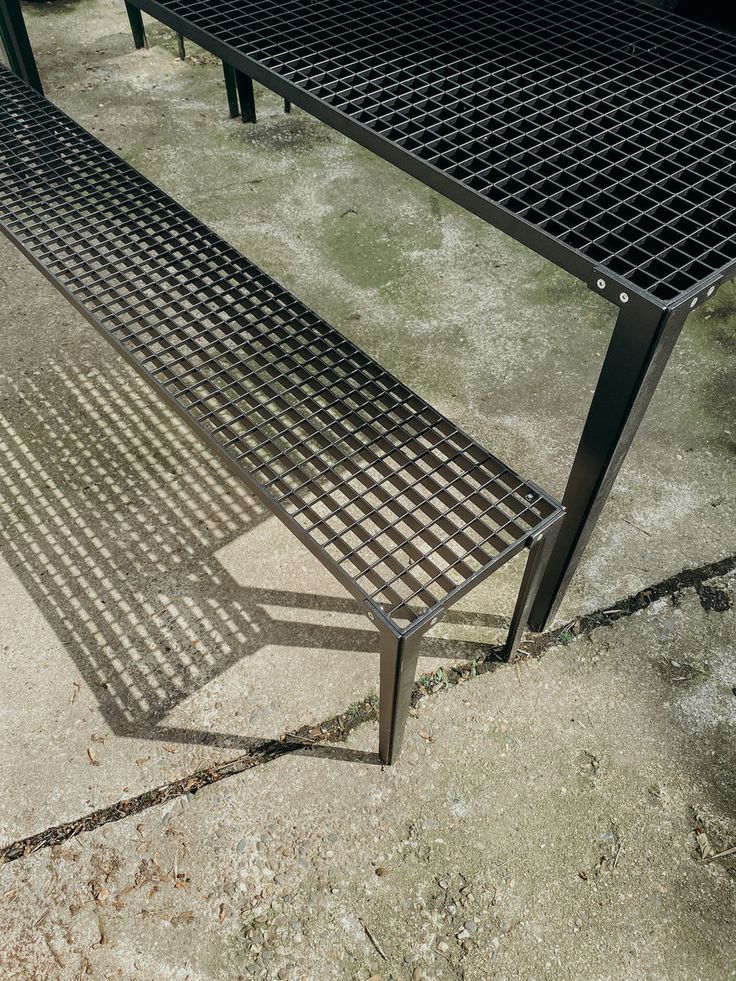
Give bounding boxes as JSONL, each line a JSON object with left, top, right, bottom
{"left": 0, "top": 0, "right": 42, "bottom": 93}
{"left": 378, "top": 626, "right": 422, "bottom": 765}
{"left": 504, "top": 528, "right": 559, "bottom": 660}
{"left": 124, "top": 1, "right": 147, "bottom": 49}
{"left": 222, "top": 61, "right": 239, "bottom": 118}
{"left": 234, "top": 68, "right": 256, "bottom": 123}
{"left": 529, "top": 293, "right": 690, "bottom": 630}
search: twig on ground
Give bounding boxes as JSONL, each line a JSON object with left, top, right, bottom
{"left": 359, "top": 917, "right": 387, "bottom": 960}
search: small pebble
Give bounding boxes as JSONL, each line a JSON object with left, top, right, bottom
{"left": 464, "top": 920, "right": 477, "bottom": 936}
{"left": 236, "top": 838, "right": 247, "bottom": 854}
{"left": 404, "top": 952, "right": 416, "bottom": 963}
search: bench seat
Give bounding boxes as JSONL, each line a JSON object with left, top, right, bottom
{"left": 0, "top": 65, "right": 563, "bottom": 762}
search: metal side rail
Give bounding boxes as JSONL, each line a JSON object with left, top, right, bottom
{"left": 0, "top": 67, "right": 563, "bottom": 763}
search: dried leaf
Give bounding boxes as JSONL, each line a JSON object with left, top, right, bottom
{"left": 169, "top": 910, "right": 194, "bottom": 926}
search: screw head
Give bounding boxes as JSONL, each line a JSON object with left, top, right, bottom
{"left": 596, "top": 278, "right": 606, "bottom": 290}
{"left": 367, "top": 612, "right": 375, "bottom": 621}
{"left": 620, "top": 292, "right": 629, "bottom": 304}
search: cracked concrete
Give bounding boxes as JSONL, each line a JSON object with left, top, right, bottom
{"left": 1, "top": 1, "right": 735, "bottom": 978}
{"left": 1, "top": 572, "right": 734, "bottom": 980}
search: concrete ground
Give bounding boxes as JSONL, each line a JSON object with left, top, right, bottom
{"left": 0, "top": 1, "right": 734, "bottom": 978}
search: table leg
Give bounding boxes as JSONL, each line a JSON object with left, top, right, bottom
{"left": 0, "top": 0, "right": 42, "bottom": 93}
{"left": 529, "top": 295, "right": 689, "bottom": 630}
{"left": 222, "top": 62, "right": 239, "bottom": 118}
{"left": 234, "top": 69, "right": 256, "bottom": 123}
{"left": 124, "top": 1, "right": 147, "bottom": 49}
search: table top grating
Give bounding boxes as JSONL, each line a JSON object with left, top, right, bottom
{"left": 131, "top": 0, "right": 736, "bottom": 306}
{"left": 0, "top": 66, "right": 562, "bottom": 632}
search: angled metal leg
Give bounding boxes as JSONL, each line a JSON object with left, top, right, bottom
{"left": 529, "top": 295, "right": 688, "bottom": 630}
{"left": 0, "top": 0, "right": 42, "bottom": 93}
{"left": 176, "top": 33, "right": 186, "bottom": 60}
{"left": 379, "top": 627, "right": 422, "bottom": 765}
{"left": 124, "top": 1, "right": 147, "bottom": 49}
{"left": 284, "top": 98, "right": 291, "bottom": 113}
{"left": 505, "top": 530, "right": 559, "bottom": 661}
{"left": 234, "top": 69, "right": 256, "bottom": 123}
{"left": 222, "top": 62, "right": 239, "bottom": 118}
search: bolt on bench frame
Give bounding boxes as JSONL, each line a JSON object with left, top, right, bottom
{"left": 0, "top": 66, "right": 563, "bottom": 763}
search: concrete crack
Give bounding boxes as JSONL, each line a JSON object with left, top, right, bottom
{"left": 1, "top": 552, "right": 734, "bottom": 866}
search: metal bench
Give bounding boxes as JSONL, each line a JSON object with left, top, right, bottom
{"left": 123, "top": 1, "right": 290, "bottom": 124}
{"left": 0, "top": 66, "right": 563, "bottom": 763}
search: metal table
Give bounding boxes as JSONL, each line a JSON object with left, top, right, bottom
{"left": 2, "top": 0, "right": 735, "bottom": 627}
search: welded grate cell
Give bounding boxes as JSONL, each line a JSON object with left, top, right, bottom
{"left": 0, "top": 67, "right": 560, "bottom": 629}
{"left": 135, "top": 0, "right": 736, "bottom": 302}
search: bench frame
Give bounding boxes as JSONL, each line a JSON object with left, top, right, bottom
{"left": 0, "top": 64, "right": 564, "bottom": 762}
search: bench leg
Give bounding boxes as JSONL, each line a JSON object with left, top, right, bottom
{"left": 528, "top": 296, "right": 688, "bottom": 631}
{"left": 284, "top": 98, "right": 291, "bottom": 113}
{"left": 379, "top": 628, "right": 422, "bottom": 765}
{"left": 176, "top": 33, "right": 186, "bottom": 61}
{"left": 505, "top": 531, "right": 559, "bottom": 661}
{"left": 222, "top": 62, "right": 240, "bottom": 118}
{"left": 0, "top": 0, "right": 43, "bottom": 93}
{"left": 124, "top": 1, "right": 147, "bottom": 49}
{"left": 234, "top": 69, "right": 256, "bottom": 123}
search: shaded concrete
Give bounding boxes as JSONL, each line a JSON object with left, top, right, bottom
{"left": 0, "top": 1, "right": 734, "bottom": 978}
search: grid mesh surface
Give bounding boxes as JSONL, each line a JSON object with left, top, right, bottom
{"left": 137, "top": 0, "right": 736, "bottom": 303}
{"left": 0, "top": 67, "right": 560, "bottom": 630}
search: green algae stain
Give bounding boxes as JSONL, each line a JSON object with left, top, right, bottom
{"left": 318, "top": 213, "right": 413, "bottom": 291}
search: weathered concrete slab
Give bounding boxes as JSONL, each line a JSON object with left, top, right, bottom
{"left": 1, "top": 576, "right": 734, "bottom": 979}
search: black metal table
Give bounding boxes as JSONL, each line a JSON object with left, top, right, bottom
{"left": 2, "top": 0, "right": 735, "bottom": 627}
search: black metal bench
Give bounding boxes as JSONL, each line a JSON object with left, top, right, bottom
{"left": 0, "top": 66, "right": 563, "bottom": 763}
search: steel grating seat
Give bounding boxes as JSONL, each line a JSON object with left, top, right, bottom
{"left": 0, "top": 66, "right": 563, "bottom": 762}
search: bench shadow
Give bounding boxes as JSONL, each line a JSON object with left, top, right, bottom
{"left": 0, "top": 364, "right": 507, "bottom": 762}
